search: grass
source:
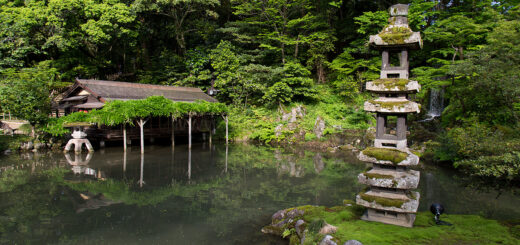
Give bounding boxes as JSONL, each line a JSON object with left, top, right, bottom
{"left": 282, "top": 204, "right": 520, "bottom": 244}
{"left": 362, "top": 147, "right": 408, "bottom": 164}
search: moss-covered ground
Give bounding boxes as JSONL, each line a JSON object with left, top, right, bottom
{"left": 288, "top": 204, "right": 520, "bottom": 244}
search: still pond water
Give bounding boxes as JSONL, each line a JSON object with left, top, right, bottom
{"left": 1, "top": 143, "right": 520, "bottom": 244}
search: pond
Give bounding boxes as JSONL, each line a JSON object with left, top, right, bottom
{"left": 1, "top": 143, "right": 520, "bottom": 244}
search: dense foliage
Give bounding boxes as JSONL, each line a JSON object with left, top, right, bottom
{"left": 0, "top": 0, "right": 519, "bottom": 180}
{"left": 44, "top": 96, "right": 228, "bottom": 136}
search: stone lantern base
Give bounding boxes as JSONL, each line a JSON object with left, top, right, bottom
{"left": 64, "top": 138, "right": 94, "bottom": 153}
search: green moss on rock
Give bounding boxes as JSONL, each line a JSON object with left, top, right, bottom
{"left": 371, "top": 78, "right": 410, "bottom": 90}
{"left": 359, "top": 192, "right": 406, "bottom": 208}
{"left": 368, "top": 100, "right": 409, "bottom": 110}
{"left": 364, "top": 172, "right": 394, "bottom": 179}
{"left": 379, "top": 26, "right": 412, "bottom": 44}
{"left": 362, "top": 147, "right": 408, "bottom": 164}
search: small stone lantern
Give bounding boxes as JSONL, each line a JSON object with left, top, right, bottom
{"left": 64, "top": 124, "right": 94, "bottom": 153}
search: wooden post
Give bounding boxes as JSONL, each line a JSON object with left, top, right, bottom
{"left": 137, "top": 118, "right": 148, "bottom": 154}
{"left": 123, "top": 124, "right": 127, "bottom": 152}
{"left": 188, "top": 114, "right": 192, "bottom": 149}
{"left": 123, "top": 150, "right": 127, "bottom": 173}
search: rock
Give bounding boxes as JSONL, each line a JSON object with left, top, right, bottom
{"left": 272, "top": 209, "right": 286, "bottom": 221}
{"left": 343, "top": 240, "right": 363, "bottom": 245}
{"left": 26, "top": 141, "right": 34, "bottom": 150}
{"left": 295, "top": 219, "right": 305, "bottom": 237}
{"left": 4, "top": 149, "right": 12, "bottom": 155}
{"left": 281, "top": 105, "right": 306, "bottom": 123}
{"left": 34, "top": 142, "right": 45, "bottom": 150}
{"left": 314, "top": 116, "right": 326, "bottom": 139}
{"left": 340, "top": 144, "right": 354, "bottom": 150}
{"left": 261, "top": 225, "right": 283, "bottom": 235}
{"left": 319, "top": 223, "right": 337, "bottom": 235}
{"left": 287, "top": 122, "right": 298, "bottom": 130}
{"left": 286, "top": 208, "right": 304, "bottom": 219}
{"left": 275, "top": 124, "right": 284, "bottom": 137}
{"left": 319, "top": 235, "right": 337, "bottom": 245}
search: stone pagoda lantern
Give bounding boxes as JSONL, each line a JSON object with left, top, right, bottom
{"left": 356, "top": 4, "right": 422, "bottom": 227}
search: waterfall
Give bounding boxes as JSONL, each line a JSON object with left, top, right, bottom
{"left": 420, "top": 88, "right": 444, "bottom": 122}
{"left": 427, "top": 88, "right": 444, "bottom": 117}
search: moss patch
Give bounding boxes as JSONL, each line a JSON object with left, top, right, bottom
{"left": 379, "top": 26, "right": 413, "bottom": 44}
{"left": 362, "top": 147, "right": 408, "bottom": 164}
{"left": 364, "top": 172, "right": 394, "bottom": 179}
{"left": 359, "top": 192, "right": 406, "bottom": 208}
{"left": 371, "top": 78, "right": 410, "bottom": 90}
{"left": 368, "top": 99, "right": 409, "bottom": 110}
{"left": 281, "top": 204, "right": 520, "bottom": 244}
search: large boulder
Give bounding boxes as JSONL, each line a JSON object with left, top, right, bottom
{"left": 314, "top": 116, "right": 326, "bottom": 139}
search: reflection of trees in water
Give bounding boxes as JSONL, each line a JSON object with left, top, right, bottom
{"left": 419, "top": 167, "right": 520, "bottom": 220}
{"left": 0, "top": 144, "right": 366, "bottom": 244}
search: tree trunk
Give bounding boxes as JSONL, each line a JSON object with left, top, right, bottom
{"left": 225, "top": 115, "right": 229, "bottom": 145}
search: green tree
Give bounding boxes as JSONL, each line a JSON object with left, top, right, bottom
{"left": 0, "top": 62, "right": 59, "bottom": 137}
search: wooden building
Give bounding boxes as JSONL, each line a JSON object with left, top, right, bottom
{"left": 56, "top": 79, "right": 220, "bottom": 146}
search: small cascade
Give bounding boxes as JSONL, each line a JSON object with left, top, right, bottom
{"left": 427, "top": 88, "right": 444, "bottom": 118}
{"left": 420, "top": 88, "right": 444, "bottom": 122}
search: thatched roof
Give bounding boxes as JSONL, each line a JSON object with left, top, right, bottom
{"left": 68, "top": 79, "right": 218, "bottom": 103}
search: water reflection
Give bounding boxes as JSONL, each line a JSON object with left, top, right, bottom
{"left": 2, "top": 144, "right": 520, "bottom": 244}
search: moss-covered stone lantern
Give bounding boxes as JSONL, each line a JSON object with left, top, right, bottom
{"left": 356, "top": 4, "right": 421, "bottom": 227}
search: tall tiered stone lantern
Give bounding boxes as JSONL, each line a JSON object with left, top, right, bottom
{"left": 356, "top": 4, "right": 422, "bottom": 227}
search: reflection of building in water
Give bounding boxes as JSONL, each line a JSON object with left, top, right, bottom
{"left": 65, "top": 152, "right": 106, "bottom": 180}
